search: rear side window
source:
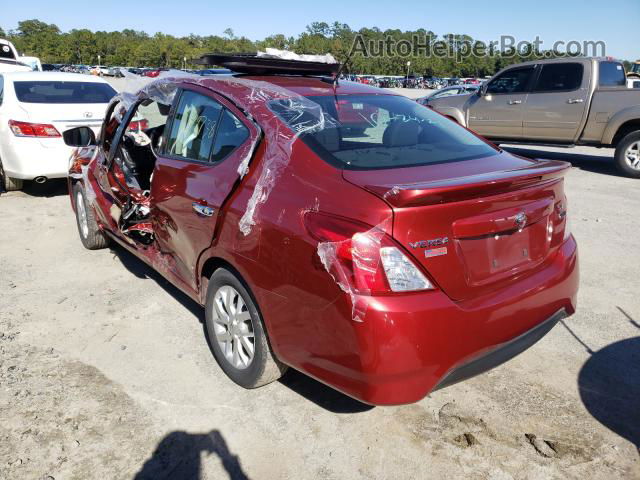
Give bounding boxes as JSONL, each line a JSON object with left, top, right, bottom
{"left": 13, "top": 81, "right": 116, "bottom": 103}
{"left": 599, "top": 61, "right": 626, "bottom": 87}
{"left": 166, "top": 90, "right": 223, "bottom": 162}
{"left": 0, "top": 44, "right": 16, "bottom": 60}
{"left": 271, "top": 94, "right": 497, "bottom": 170}
{"left": 533, "top": 63, "right": 583, "bottom": 92}
{"left": 211, "top": 109, "right": 249, "bottom": 162}
{"left": 486, "top": 67, "right": 535, "bottom": 94}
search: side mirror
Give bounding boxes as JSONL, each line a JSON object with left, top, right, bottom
{"left": 63, "top": 126, "right": 97, "bottom": 147}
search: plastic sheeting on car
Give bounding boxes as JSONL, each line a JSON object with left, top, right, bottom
{"left": 316, "top": 218, "right": 393, "bottom": 322}
{"left": 257, "top": 48, "right": 338, "bottom": 64}
{"left": 114, "top": 70, "right": 385, "bottom": 319}
{"left": 116, "top": 69, "right": 337, "bottom": 237}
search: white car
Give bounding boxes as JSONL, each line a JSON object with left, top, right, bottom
{"left": 17, "top": 56, "right": 43, "bottom": 72}
{"left": 0, "top": 72, "right": 117, "bottom": 190}
{"left": 0, "top": 39, "right": 31, "bottom": 73}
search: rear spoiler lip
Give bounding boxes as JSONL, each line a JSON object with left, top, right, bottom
{"left": 366, "top": 160, "right": 571, "bottom": 208}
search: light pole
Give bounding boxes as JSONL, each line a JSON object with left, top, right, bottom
{"left": 98, "top": 54, "right": 102, "bottom": 76}
{"left": 183, "top": 56, "right": 187, "bottom": 71}
{"left": 406, "top": 61, "right": 411, "bottom": 85}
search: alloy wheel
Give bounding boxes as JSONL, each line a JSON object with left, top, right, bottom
{"left": 76, "top": 190, "right": 89, "bottom": 238}
{"left": 212, "top": 285, "right": 255, "bottom": 370}
{"left": 624, "top": 141, "right": 640, "bottom": 171}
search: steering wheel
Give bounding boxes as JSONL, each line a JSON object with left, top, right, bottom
{"left": 118, "top": 135, "right": 137, "bottom": 173}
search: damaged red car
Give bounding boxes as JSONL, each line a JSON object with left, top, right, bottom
{"left": 66, "top": 55, "right": 578, "bottom": 406}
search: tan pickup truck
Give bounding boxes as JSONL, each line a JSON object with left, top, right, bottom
{"left": 425, "top": 57, "right": 640, "bottom": 177}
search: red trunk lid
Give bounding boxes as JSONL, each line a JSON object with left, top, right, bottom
{"left": 344, "top": 153, "right": 571, "bottom": 300}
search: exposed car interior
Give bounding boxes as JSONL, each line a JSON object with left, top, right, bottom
{"left": 116, "top": 100, "right": 169, "bottom": 191}
{"left": 102, "top": 99, "right": 169, "bottom": 244}
{"left": 103, "top": 91, "right": 250, "bottom": 246}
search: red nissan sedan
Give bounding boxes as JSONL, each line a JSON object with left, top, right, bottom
{"left": 65, "top": 56, "right": 578, "bottom": 405}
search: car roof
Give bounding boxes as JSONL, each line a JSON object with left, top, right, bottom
{"left": 0, "top": 71, "right": 111, "bottom": 83}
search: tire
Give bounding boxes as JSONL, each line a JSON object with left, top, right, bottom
{"left": 73, "top": 183, "right": 109, "bottom": 250}
{"left": 205, "top": 268, "right": 287, "bottom": 388}
{"left": 614, "top": 130, "right": 640, "bottom": 178}
{"left": 0, "top": 160, "right": 23, "bottom": 191}
{"left": 3, "top": 176, "right": 23, "bottom": 192}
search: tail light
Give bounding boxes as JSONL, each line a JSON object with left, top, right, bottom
{"left": 9, "top": 120, "right": 61, "bottom": 138}
{"left": 306, "top": 212, "right": 434, "bottom": 294}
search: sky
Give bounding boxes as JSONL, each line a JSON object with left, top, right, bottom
{"left": 2, "top": 0, "right": 638, "bottom": 60}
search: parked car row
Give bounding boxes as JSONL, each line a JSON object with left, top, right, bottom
{"left": 340, "top": 74, "right": 486, "bottom": 89}
{"left": 45, "top": 64, "right": 231, "bottom": 78}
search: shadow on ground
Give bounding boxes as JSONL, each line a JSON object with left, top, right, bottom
{"left": 7, "top": 178, "right": 69, "bottom": 197}
{"left": 134, "top": 430, "right": 249, "bottom": 480}
{"left": 502, "top": 146, "right": 623, "bottom": 178}
{"left": 564, "top": 307, "right": 640, "bottom": 451}
{"left": 279, "top": 369, "right": 374, "bottom": 414}
{"left": 109, "top": 243, "right": 205, "bottom": 323}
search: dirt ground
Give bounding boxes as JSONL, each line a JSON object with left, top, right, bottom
{"left": 1, "top": 88, "right": 640, "bottom": 478}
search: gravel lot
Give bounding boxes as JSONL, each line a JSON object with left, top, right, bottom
{"left": 0, "top": 84, "right": 639, "bottom": 479}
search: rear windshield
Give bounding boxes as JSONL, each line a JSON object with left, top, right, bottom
{"left": 270, "top": 94, "right": 497, "bottom": 170}
{"left": 13, "top": 81, "right": 117, "bottom": 104}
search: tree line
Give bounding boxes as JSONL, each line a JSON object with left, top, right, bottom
{"left": 1, "top": 19, "right": 633, "bottom": 77}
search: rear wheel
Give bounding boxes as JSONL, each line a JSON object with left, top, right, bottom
{"left": 614, "top": 131, "right": 640, "bottom": 178}
{"left": 0, "top": 160, "right": 23, "bottom": 191}
{"left": 73, "top": 183, "right": 109, "bottom": 250}
{"left": 3, "top": 176, "right": 23, "bottom": 192}
{"left": 205, "top": 268, "right": 287, "bottom": 388}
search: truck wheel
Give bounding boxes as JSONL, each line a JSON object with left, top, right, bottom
{"left": 73, "top": 183, "right": 109, "bottom": 250}
{"left": 0, "top": 160, "right": 23, "bottom": 191}
{"left": 615, "top": 131, "right": 640, "bottom": 178}
{"left": 205, "top": 268, "right": 287, "bottom": 389}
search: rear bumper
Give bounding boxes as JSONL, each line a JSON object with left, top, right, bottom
{"left": 433, "top": 308, "right": 566, "bottom": 391}
{"left": 1, "top": 136, "right": 73, "bottom": 180}
{"left": 291, "top": 235, "right": 578, "bottom": 406}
